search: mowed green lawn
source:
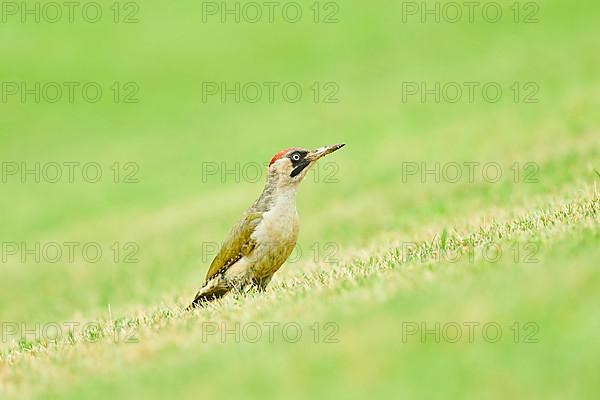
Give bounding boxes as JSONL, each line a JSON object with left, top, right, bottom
{"left": 1, "top": 0, "right": 599, "bottom": 398}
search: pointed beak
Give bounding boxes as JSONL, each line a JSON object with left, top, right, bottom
{"left": 306, "top": 143, "right": 345, "bottom": 162}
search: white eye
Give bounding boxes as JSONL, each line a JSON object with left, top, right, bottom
{"left": 291, "top": 153, "right": 301, "bottom": 161}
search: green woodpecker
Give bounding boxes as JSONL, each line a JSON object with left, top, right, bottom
{"left": 188, "top": 143, "right": 345, "bottom": 309}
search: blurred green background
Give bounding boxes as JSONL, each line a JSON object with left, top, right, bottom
{"left": 1, "top": 0, "right": 599, "bottom": 398}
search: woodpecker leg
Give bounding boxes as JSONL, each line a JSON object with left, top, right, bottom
{"left": 252, "top": 275, "right": 273, "bottom": 292}
{"left": 229, "top": 278, "right": 252, "bottom": 296}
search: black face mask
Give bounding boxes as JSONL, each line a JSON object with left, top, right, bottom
{"left": 290, "top": 159, "right": 310, "bottom": 177}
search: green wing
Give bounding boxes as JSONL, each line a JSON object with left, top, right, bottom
{"left": 204, "top": 211, "right": 262, "bottom": 282}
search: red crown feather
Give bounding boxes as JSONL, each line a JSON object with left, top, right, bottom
{"left": 269, "top": 148, "right": 299, "bottom": 167}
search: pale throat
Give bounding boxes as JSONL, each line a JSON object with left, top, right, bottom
{"left": 272, "top": 184, "right": 298, "bottom": 208}
{"left": 254, "top": 183, "right": 299, "bottom": 244}
{"left": 269, "top": 181, "right": 300, "bottom": 223}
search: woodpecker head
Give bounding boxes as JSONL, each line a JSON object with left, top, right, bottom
{"left": 267, "top": 143, "right": 345, "bottom": 188}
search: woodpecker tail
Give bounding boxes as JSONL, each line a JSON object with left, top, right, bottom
{"left": 186, "top": 283, "right": 228, "bottom": 311}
